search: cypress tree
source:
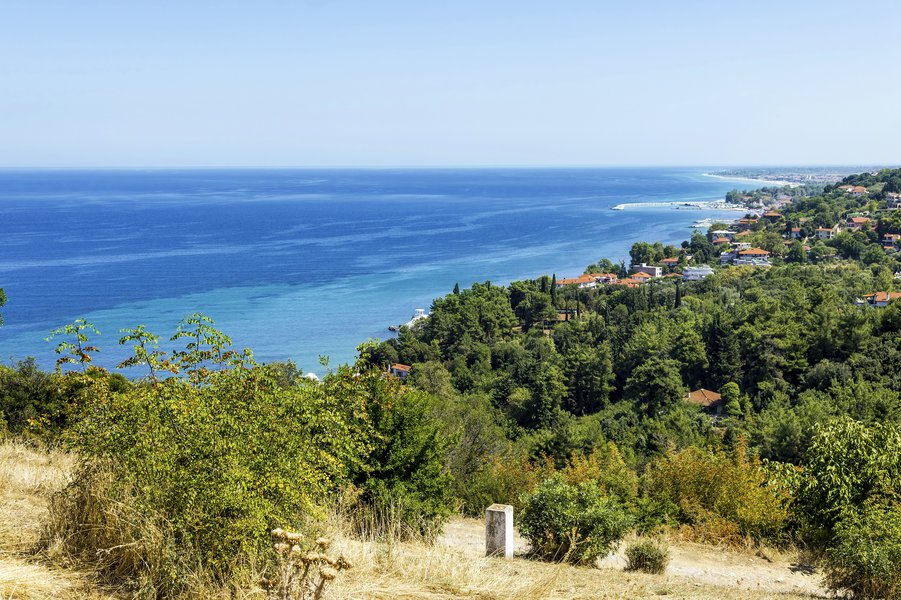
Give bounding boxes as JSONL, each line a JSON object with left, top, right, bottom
{"left": 675, "top": 282, "right": 682, "bottom": 308}
{"left": 453, "top": 282, "right": 460, "bottom": 295}
{"left": 550, "top": 274, "right": 558, "bottom": 304}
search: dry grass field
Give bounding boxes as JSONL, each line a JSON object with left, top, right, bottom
{"left": 0, "top": 440, "right": 827, "bottom": 599}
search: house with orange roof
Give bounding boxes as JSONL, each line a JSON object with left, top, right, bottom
{"left": 846, "top": 216, "right": 873, "bottom": 231}
{"left": 733, "top": 247, "right": 771, "bottom": 267}
{"left": 762, "top": 211, "right": 783, "bottom": 221}
{"left": 685, "top": 388, "right": 724, "bottom": 416}
{"left": 389, "top": 363, "right": 412, "bottom": 379}
{"left": 789, "top": 227, "right": 802, "bottom": 239}
{"left": 738, "top": 248, "right": 770, "bottom": 258}
{"left": 660, "top": 257, "right": 680, "bottom": 267}
{"left": 556, "top": 274, "right": 599, "bottom": 289}
{"left": 883, "top": 233, "right": 901, "bottom": 250}
{"left": 587, "top": 272, "right": 619, "bottom": 284}
{"left": 611, "top": 277, "right": 642, "bottom": 288}
{"left": 816, "top": 226, "right": 839, "bottom": 240}
{"left": 861, "top": 292, "right": 901, "bottom": 308}
{"left": 837, "top": 184, "right": 867, "bottom": 196}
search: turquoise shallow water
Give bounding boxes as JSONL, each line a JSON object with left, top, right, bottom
{"left": 0, "top": 168, "right": 756, "bottom": 373}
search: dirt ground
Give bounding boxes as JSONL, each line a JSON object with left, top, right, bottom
{"left": 439, "top": 517, "right": 827, "bottom": 598}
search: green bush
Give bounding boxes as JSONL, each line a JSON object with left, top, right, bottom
{"left": 624, "top": 538, "right": 670, "bottom": 574}
{"left": 47, "top": 317, "right": 452, "bottom": 592}
{"left": 640, "top": 441, "right": 789, "bottom": 545}
{"left": 346, "top": 375, "right": 453, "bottom": 540}
{"left": 825, "top": 504, "right": 901, "bottom": 599}
{"left": 519, "top": 476, "right": 631, "bottom": 564}
{"left": 793, "top": 418, "right": 901, "bottom": 543}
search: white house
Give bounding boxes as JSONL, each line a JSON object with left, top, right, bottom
{"left": 631, "top": 263, "right": 662, "bottom": 278}
{"left": 682, "top": 265, "right": 714, "bottom": 281}
{"left": 816, "top": 226, "right": 838, "bottom": 240}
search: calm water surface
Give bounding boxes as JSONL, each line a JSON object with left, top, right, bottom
{"left": 0, "top": 168, "right": 756, "bottom": 373}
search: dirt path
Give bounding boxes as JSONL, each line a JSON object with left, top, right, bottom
{"left": 439, "top": 516, "right": 827, "bottom": 598}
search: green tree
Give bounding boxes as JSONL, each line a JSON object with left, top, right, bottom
{"left": 624, "top": 357, "right": 685, "bottom": 416}
{"left": 786, "top": 240, "right": 807, "bottom": 264}
{"left": 46, "top": 319, "right": 101, "bottom": 372}
{"left": 720, "top": 382, "right": 742, "bottom": 417}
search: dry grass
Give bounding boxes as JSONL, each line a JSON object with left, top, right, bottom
{"left": 327, "top": 533, "right": 821, "bottom": 600}
{"left": 322, "top": 514, "right": 823, "bottom": 600}
{"left": 0, "top": 441, "right": 75, "bottom": 554}
{"left": 0, "top": 440, "right": 116, "bottom": 600}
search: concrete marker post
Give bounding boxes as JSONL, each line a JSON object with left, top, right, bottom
{"left": 485, "top": 503, "right": 514, "bottom": 558}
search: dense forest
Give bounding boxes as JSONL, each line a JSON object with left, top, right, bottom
{"left": 3, "top": 168, "right": 901, "bottom": 598}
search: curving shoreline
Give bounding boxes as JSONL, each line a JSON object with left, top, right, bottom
{"left": 703, "top": 172, "right": 799, "bottom": 188}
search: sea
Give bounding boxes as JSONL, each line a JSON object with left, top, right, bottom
{"left": 0, "top": 168, "right": 759, "bottom": 374}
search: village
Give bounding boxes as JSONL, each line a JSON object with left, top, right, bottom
{"left": 552, "top": 182, "right": 901, "bottom": 309}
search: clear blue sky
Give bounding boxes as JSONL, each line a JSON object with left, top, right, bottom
{"left": 1, "top": 0, "right": 899, "bottom": 167}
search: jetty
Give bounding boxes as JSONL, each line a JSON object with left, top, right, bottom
{"left": 611, "top": 201, "right": 745, "bottom": 211}
{"left": 389, "top": 308, "right": 429, "bottom": 332}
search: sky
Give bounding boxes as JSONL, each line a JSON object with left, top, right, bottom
{"left": 1, "top": 0, "right": 899, "bottom": 167}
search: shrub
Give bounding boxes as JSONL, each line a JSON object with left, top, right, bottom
{"left": 560, "top": 442, "right": 638, "bottom": 506}
{"left": 519, "top": 476, "right": 631, "bottom": 564}
{"left": 640, "top": 440, "right": 789, "bottom": 544}
{"left": 344, "top": 375, "right": 453, "bottom": 540}
{"left": 462, "top": 452, "right": 554, "bottom": 516}
{"left": 624, "top": 538, "right": 670, "bottom": 574}
{"left": 825, "top": 504, "right": 901, "bottom": 599}
{"left": 793, "top": 418, "right": 901, "bottom": 543}
{"left": 47, "top": 318, "right": 453, "bottom": 591}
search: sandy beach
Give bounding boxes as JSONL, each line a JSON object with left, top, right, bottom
{"left": 704, "top": 173, "right": 800, "bottom": 188}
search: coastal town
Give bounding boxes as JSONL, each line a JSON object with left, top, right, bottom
{"left": 553, "top": 174, "right": 901, "bottom": 309}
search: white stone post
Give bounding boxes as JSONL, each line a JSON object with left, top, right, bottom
{"left": 485, "top": 503, "right": 514, "bottom": 558}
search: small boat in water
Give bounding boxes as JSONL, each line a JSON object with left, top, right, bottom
{"left": 388, "top": 308, "right": 429, "bottom": 332}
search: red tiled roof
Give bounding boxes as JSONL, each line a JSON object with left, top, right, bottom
{"left": 686, "top": 389, "right": 722, "bottom": 407}
{"left": 391, "top": 363, "right": 411, "bottom": 372}
{"left": 738, "top": 248, "right": 770, "bottom": 256}
{"left": 661, "top": 257, "right": 679, "bottom": 264}
{"left": 849, "top": 217, "right": 872, "bottom": 225}
{"left": 865, "top": 292, "right": 901, "bottom": 303}
{"left": 558, "top": 275, "right": 596, "bottom": 285}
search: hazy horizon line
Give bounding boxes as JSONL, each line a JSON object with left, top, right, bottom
{"left": 0, "top": 163, "right": 897, "bottom": 171}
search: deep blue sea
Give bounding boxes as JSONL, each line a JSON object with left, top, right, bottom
{"left": 0, "top": 168, "right": 758, "bottom": 374}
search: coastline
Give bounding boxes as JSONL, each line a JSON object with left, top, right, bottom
{"left": 611, "top": 199, "right": 745, "bottom": 211}
{"left": 703, "top": 172, "right": 799, "bottom": 188}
